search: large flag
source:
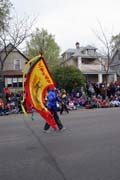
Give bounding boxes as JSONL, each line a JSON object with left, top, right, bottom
{"left": 21, "top": 54, "right": 56, "bottom": 129}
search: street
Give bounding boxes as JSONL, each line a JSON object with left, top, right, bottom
{"left": 0, "top": 108, "right": 120, "bottom": 180}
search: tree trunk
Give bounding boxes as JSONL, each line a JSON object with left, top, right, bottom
{"left": 0, "top": 61, "right": 5, "bottom": 95}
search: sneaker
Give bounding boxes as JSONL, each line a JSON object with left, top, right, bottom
{"left": 59, "top": 127, "right": 66, "bottom": 131}
{"left": 43, "top": 129, "right": 51, "bottom": 133}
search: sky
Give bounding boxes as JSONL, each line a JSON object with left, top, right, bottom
{"left": 10, "top": 0, "right": 120, "bottom": 53}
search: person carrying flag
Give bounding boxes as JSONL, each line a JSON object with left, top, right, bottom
{"left": 43, "top": 87, "right": 65, "bottom": 132}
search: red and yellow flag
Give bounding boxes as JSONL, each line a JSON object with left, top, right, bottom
{"left": 21, "top": 54, "right": 56, "bottom": 129}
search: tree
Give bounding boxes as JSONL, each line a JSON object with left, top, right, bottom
{"left": 0, "top": 11, "right": 35, "bottom": 72}
{"left": 51, "top": 65, "right": 85, "bottom": 93}
{"left": 92, "top": 21, "right": 114, "bottom": 83}
{"left": 111, "top": 33, "right": 120, "bottom": 49}
{"left": 0, "top": 7, "right": 36, "bottom": 94}
{"left": 0, "top": 0, "right": 12, "bottom": 30}
{"left": 25, "top": 28, "right": 60, "bottom": 69}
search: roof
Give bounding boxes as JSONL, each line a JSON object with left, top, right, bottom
{"left": 61, "top": 48, "right": 75, "bottom": 56}
{"left": 62, "top": 45, "right": 100, "bottom": 58}
{"left": 0, "top": 43, "right": 29, "bottom": 61}
{"left": 62, "top": 45, "right": 97, "bottom": 53}
{"left": 66, "top": 48, "right": 75, "bottom": 53}
{"left": 82, "top": 45, "right": 97, "bottom": 50}
{"left": 1, "top": 70, "right": 23, "bottom": 76}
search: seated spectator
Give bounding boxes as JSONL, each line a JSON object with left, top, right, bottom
{"left": 92, "top": 95, "right": 98, "bottom": 108}
{"left": 110, "top": 97, "right": 120, "bottom": 107}
{"left": 0, "top": 98, "right": 4, "bottom": 115}
{"left": 85, "top": 97, "right": 95, "bottom": 109}
{"left": 100, "top": 99, "right": 109, "bottom": 108}
{"left": 96, "top": 95, "right": 102, "bottom": 108}
{"left": 3, "top": 103, "right": 10, "bottom": 115}
{"left": 73, "top": 98, "right": 79, "bottom": 109}
{"left": 79, "top": 96, "right": 86, "bottom": 107}
{"left": 68, "top": 99, "right": 76, "bottom": 110}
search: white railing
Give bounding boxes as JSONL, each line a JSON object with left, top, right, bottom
{"left": 78, "top": 64, "right": 103, "bottom": 72}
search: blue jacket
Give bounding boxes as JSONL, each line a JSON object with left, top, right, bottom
{"left": 47, "top": 90, "right": 61, "bottom": 111}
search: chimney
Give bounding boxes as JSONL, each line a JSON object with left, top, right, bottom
{"left": 75, "top": 42, "right": 80, "bottom": 49}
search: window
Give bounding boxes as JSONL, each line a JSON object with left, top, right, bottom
{"left": 14, "top": 59, "right": 21, "bottom": 70}
{"left": 13, "top": 78, "right": 17, "bottom": 87}
{"left": 18, "top": 77, "right": 22, "bottom": 87}
{"left": 87, "top": 49, "right": 95, "bottom": 55}
{"left": 7, "top": 78, "right": 12, "bottom": 87}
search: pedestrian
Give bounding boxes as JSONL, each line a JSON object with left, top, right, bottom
{"left": 60, "top": 89, "right": 69, "bottom": 114}
{"left": 43, "top": 87, "right": 65, "bottom": 132}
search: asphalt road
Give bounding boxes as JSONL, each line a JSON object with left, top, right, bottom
{"left": 0, "top": 108, "right": 120, "bottom": 180}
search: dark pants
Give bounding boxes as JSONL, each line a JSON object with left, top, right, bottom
{"left": 60, "top": 104, "right": 69, "bottom": 114}
{"left": 44, "top": 110, "right": 63, "bottom": 130}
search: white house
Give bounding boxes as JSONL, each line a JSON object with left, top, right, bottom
{"left": 61, "top": 42, "right": 117, "bottom": 83}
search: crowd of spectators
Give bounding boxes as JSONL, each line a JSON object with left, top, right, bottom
{"left": 0, "top": 87, "right": 22, "bottom": 116}
{"left": 61, "top": 81, "right": 120, "bottom": 110}
{"left": 0, "top": 80, "right": 120, "bottom": 116}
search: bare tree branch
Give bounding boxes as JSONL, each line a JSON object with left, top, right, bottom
{"left": 91, "top": 20, "right": 114, "bottom": 83}
{"left": 0, "top": 12, "right": 37, "bottom": 71}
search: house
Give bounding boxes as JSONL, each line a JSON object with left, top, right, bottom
{"left": 0, "top": 43, "right": 29, "bottom": 93}
{"left": 111, "top": 47, "right": 120, "bottom": 81}
{"left": 61, "top": 42, "right": 117, "bottom": 83}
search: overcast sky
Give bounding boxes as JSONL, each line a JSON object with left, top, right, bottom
{"left": 11, "top": 0, "right": 120, "bottom": 53}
